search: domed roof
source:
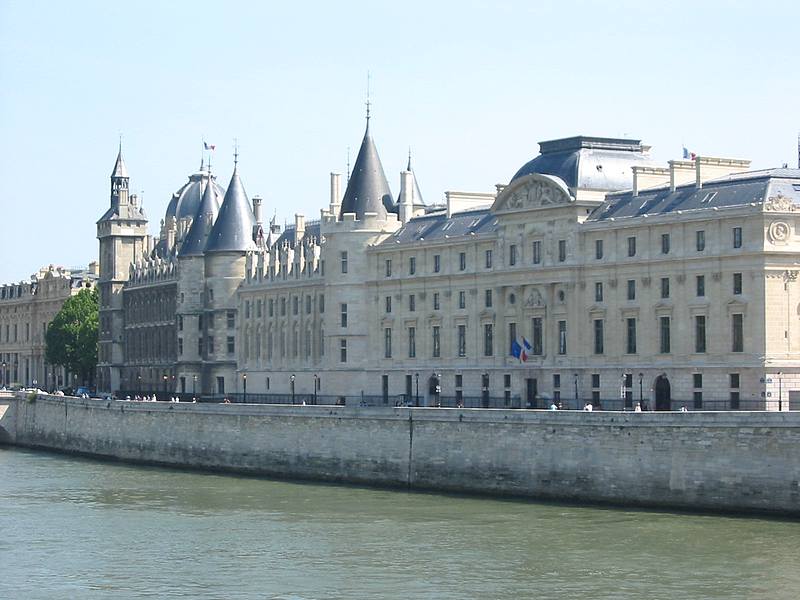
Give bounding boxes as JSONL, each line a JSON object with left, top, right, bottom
{"left": 511, "top": 136, "right": 654, "bottom": 192}
{"left": 165, "top": 168, "right": 225, "bottom": 224}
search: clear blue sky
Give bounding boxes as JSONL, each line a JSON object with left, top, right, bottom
{"left": 1, "top": 0, "right": 798, "bottom": 283}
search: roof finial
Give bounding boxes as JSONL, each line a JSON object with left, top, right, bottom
{"left": 365, "top": 71, "right": 371, "bottom": 123}
{"left": 346, "top": 146, "right": 351, "bottom": 182}
{"left": 233, "top": 138, "right": 239, "bottom": 167}
{"left": 407, "top": 147, "right": 412, "bottom": 171}
{"left": 118, "top": 133, "right": 122, "bottom": 154}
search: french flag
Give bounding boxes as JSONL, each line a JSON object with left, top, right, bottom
{"left": 521, "top": 337, "right": 532, "bottom": 362}
{"left": 204, "top": 142, "right": 216, "bottom": 151}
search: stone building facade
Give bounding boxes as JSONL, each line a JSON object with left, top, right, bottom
{"left": 0, "top": 264, "right": 98, "bottom": 390}
{"left": 98, "top": 123, "right": 800, "bottom": 409}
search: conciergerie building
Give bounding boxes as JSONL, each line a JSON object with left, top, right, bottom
{"left": 96, "top": 116, "right": 800, "bottom": 410}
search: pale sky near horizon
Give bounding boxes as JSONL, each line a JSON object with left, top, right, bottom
{"left": 0, "top": 0, "right": 798, "bottom": 283}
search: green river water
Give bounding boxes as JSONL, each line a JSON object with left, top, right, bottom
{"left": 1, "top": 447, "right": 799, "bottom": 599}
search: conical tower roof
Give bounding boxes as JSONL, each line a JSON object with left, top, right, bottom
{"left": 339, "top": 121, "right": 392, "bottom": 220}
{"left": 395, "top": 151, "right": 426, "bottom": 211}
{"left": 179, "top": 172, "right": 223, "bottom": 256}
{"left": 111, "top": 147, "right": 129, "bottom": 178}
{"left": 204, "top": 166, "right": 257, "bottom": 253}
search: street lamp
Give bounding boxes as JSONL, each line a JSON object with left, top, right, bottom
{"left": 137, "top": 372, "right": 142, "bottom": 393}
{"left": 482, "top": 372, "right": 489, "bottom": 408}
{"left": 242, "top": 373, "right": 247, "bottom": 404}
{"left": 414, "top": 372, "right": 419, "bottom": 407}
{"left": 778, "top": 371, "right": 783, "bottom": 411}
{"left": 434, "top": 372, "right": 441, "bottom": 407}
{"left": 1, "top": 361, "right": 6, "bottom": 388}
{"left": 290, "top": 373, "right": 296, "bottom": 405}
{"left": 638, "top": 372, "right": 644, "bottom": 409}
{"left": 574, "top": 373, "right": 579, "bottom": 409}
{"left": 163, "top": 374, "right": 168, "bottom": 398}
{"left": 192, "top": 374, "right": 197, "bottom": 400}
{"left": 313, "top": 374, "right": 319, "bottom": 405}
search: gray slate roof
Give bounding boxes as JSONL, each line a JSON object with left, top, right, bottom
{"left": 204, "top": 166, "right": 257, "bottom": 253}
{"left": 179, "top": 171, "right": 224, "bottom": 257}
{"left": 111, "top": 148, "right": 128, "bottom": 178}
{"left": 165, "top": 171, "right": 225, "bottom": 224}
{"left": 512, "top": 136, "right": 653, "bottom": 191}
{"left": 339, "top": 121, "right": 393, "bottom": 220}
{"left": 588, "top": 169, "right": 800, "bottom": 222}
{"left": 381, "top": 208, "right": 498, "bottom": 247}
{"left": 272, "top": 222, "right": 322, "bottom": 249}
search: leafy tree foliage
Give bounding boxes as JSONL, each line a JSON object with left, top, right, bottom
{"left": 45, "top": 287, "right": 98, "bottom": 386}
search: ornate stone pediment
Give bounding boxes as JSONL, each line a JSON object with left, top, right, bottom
{"left": 491, "top": 174, "right": 573, "bottom": 214}
{"left": 763, "top": 193, "right": 800, "bottom": 212}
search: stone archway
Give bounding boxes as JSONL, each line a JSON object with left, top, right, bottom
{"left": 655, "top": 375, "right": 671, "bottom": 411}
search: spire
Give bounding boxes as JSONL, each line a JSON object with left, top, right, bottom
{"left": 339, "top": 119, "right": 392, "bottom": 220}
{"left": 395, "top": 147, "right": 426, "bottom": 210}
{"left": 111, "top": 142, "right": 129, "bottom": 179}
{"left": 179, "top": 165, "right": 222, "bottom": 257}
{"left": 204, "top": 165, "right": 257, "bottom": 253}
{"left": 407, "top": 147, "right": 412, "bottom": 172}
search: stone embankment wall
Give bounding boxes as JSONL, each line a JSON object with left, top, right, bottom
{"left": 2, "top": 395, "right": 799, "bottom": 515}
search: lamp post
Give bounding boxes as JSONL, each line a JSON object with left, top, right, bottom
{"left": 192, "top": 374, "right": 197, "bottom": 401}
{"left": 414, "top": 372, "right": 419, "bottom": 407}
{"left": 290, "top": 373, "right": 296, "bottom": 405}
{"left": 162, "top": 374, "right": 168, "bottom": 399}
{"left": 778, "top": 371, "right": 783, "bottom": 411}
{"left": 620, "top": 374, "right": 626, "bottom": 410}
{"left": 137, "top": 373, "right": 142, "bottom": 393}
{"left": 482, "top": 372, "right": 489, "bottom": 408}
{"left": 313, "top": 374, "right": 318, "bottom": 405}
{"left": 1, "top": 361, "right": 6, "bottom": 388}
{"left": 574, "top": 373, "right": 579, "bottom": 409}
{"left": 638, "top": 372, "right": 644, "bottom": 409}
{"left": 242, "top": 373, "right": 247, "bottom": 404}
{"left": 434, "top": 372, "right": 441, "bottom": 407}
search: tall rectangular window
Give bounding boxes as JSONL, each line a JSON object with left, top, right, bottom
{"left": 661, "top": 233, "right": 670, "bottom": 254}
{"left": 732, "top": 314, "right": 744, "bottom": 352}
{"left": 433, "top": 254, "right": 441, "bottom": 273}
{"left": 269, "top": 299, "right": 274, "bottom": 317}
{"left": 409, "top": 294, "right": 416, "bottom": 312}
{"left": 433, "top": 292, "right": 440, "bottom": 310}
{"left": 627, "top": 279, "right": 636, "bottom": 300}
{"left": 733, "top": 227, "right": 742, "bottom": 248}
{"left": 457, "top": 325, "right": 466, "bottom": 357}
{"left": 340, "top": 339, "right": 347, "bottom": 362}
{"left": 661, "top": 277, "right": 670, "bottom": 299}
{"left": 385, "top": 296, "right": 392, "bottom": 313}
{"left": 595, "top": 282, "right": 603, "bottom": 302}
{"left": 459, "top": 252, "right": 466, "bottom": 271}
{"left": 293, "top": 296, "right": 298, "bottom": 315}
{"left": 595, "top": 239, "right": 604, "bottom": 259}
{"left": 660, "top": 316, "right": 671, "bottom": 353}
{"left": 409, "top": 257, "right": 416, "bottom": 275}
{"left": 531, "top": 317, "right": 543, "bottom": 355}
{"left": 485, "top": 289, "right": 493, "bottom": 308}
{"left": 458, "top": 291, "right": 466, "bottom": 309}
{"left": 384, "top": 328, "right": 392, "bottom": 358}
{"left": 227, "top": 336, "right": 235, "bottom": 354}
{"left": 340, "top": 251, "right": 348, "bottom": 273}
{"left": 627, "top": 236, "right": 637, "bottom": 257}
{"left": 432, "top": 326, "right": 440, "bottom": 358}
{"left": 509, "top": 244, "right": 517, "bottom": 266}
{"left": 485, "top": 249, "right": 492, "bottom": 269}
{"left": 408, "top": 327, "right": 416, "bottom": 358}
{"left": 558, "top": 240, "right": 566, "bottom": 262}
{"left": 385, "top": 259, "right": 392, "bottom": 277}
{"left": 558, "top": 320, "right": 567, "bottom": 355}
{"left": 483, "top": 324, "right": 493, "bottom": 357}
{"left": 508, "top": 322, "right": 517, "bottom": 355}
{"left": 593, "top": 319, "right": 604, "bottom": 354}
{"left": 532, "top": 241, "right": 541, "bottom": 264}
{"left": 340, "top": 303, "right": 347, "bottom": 327}
{"left": 733, "top": 272, "right": 742, "bottom": 295}
{"left": 696, "top": 275, "right": 705, "bottom": 297}
{"left": 626, "top": 318, "right": 637, "bottom": 354}
{"left": 695, "top": 315, "right": 706, "bottom": 353}
{"left": 696, "top": 230, "right": 705, "bottom": 251}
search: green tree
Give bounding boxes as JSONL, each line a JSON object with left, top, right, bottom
{"left": 45, "top": 287, "right": 99, "bottom": 387}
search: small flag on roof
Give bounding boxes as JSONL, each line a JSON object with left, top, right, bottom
{"left": 682, "top": 147, "right": 696, "bottom": 160}
{"left": 204, "top": 142, "right": 216, "bottom": 151}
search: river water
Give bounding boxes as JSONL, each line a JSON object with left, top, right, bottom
{"left": 1, "top": 448, "right": 799, "bottom": 600}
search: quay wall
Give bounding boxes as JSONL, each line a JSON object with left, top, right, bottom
{"left": 1, "top": 395, "right": 800, "bottom": 515}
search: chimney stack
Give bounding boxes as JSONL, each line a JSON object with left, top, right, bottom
{"left": 252, "top": 196, "right": 263, "bottom": 225}
{"left": 330, "top": 172, "right": 341, "bottom": 216}
{"left": 399, "top": 170, "right": 414, "bottom": 223}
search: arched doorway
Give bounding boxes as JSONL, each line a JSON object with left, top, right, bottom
{"left": 655, "top": 375, "right": 671, "bottom": 411}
